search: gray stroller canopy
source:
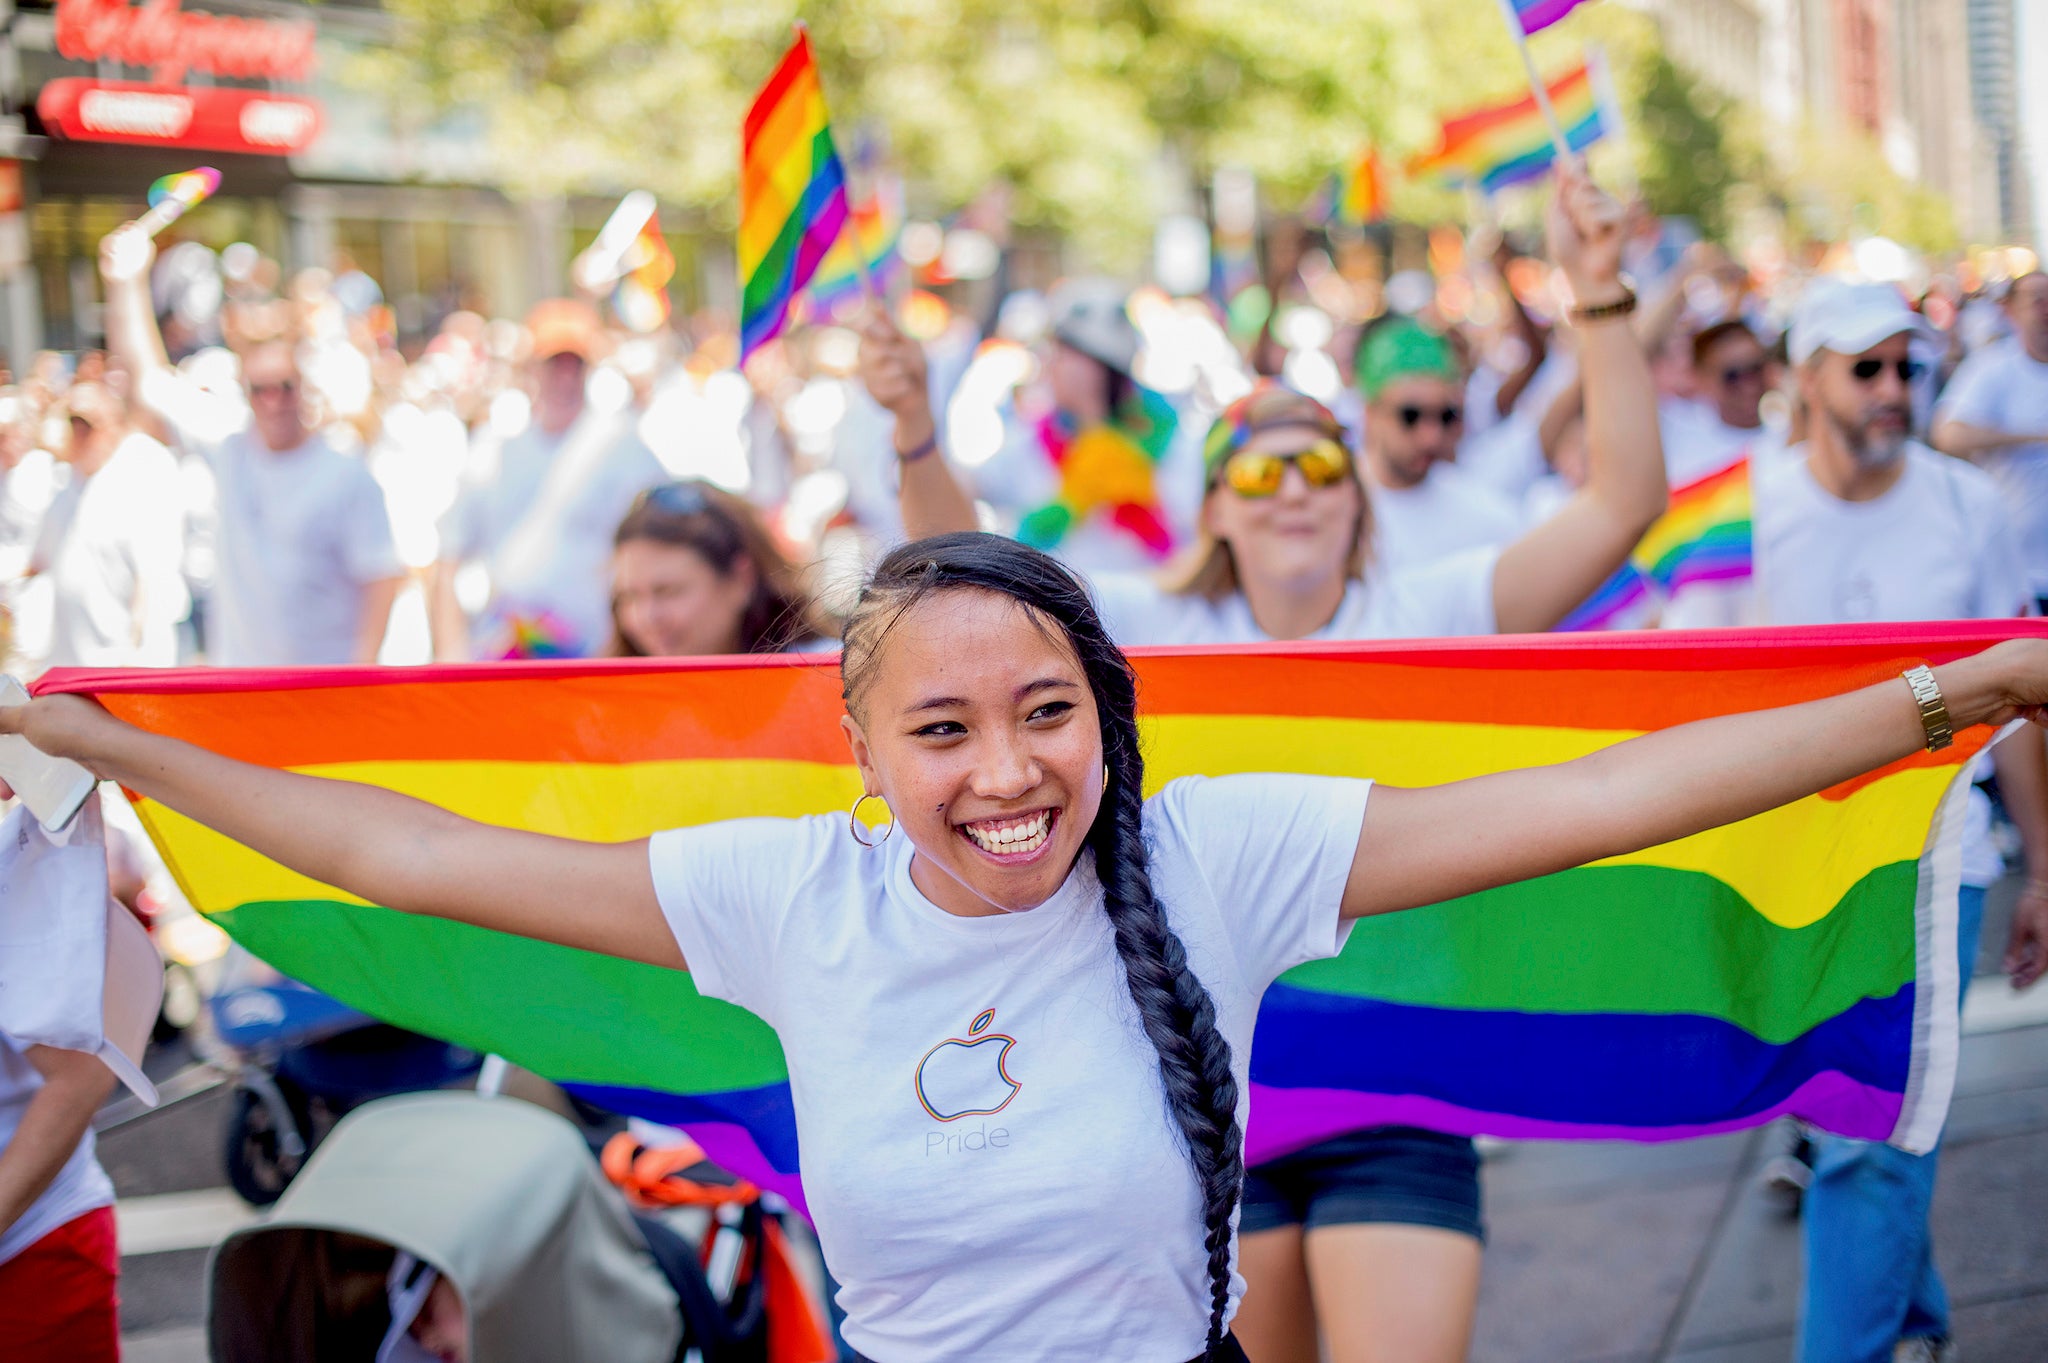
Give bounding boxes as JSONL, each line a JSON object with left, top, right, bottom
{"left": 208, "top": 1092, "right": 681, "bottom": 1363}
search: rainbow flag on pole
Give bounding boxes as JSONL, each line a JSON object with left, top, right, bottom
{"left": 612, "top": 214, "right": 676, "bottom": 334}
{"left": 1635, "top": 456, "right": 1755, "bottom": 596}
{"left": 50, "top": 624, "right": 2013, "bottom": 1209}
{"left": 1505, "top": 0, "right": 1595, "bottom": 36}
{"left": 1409, "top": 60, "right": 1609, "bottom": 193}
{"left": 739, "top": 28, "right": 851, "bottom": 360}
{"left": 804, "top": 151, "right": 905, "bottom": 321}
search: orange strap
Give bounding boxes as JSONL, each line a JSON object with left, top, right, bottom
{"left": 601, "top": 1132, "right": 763, "bottom": 1209}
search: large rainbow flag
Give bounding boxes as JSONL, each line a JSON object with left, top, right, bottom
{"left": 47, "top": 624, "right": 2018, "bottom": 1211}
{"left": 1409, "top": 60, "right": 1609, "bottom": 193}
{"left": 739, "top": 29, "right": 851, "bottom": 359}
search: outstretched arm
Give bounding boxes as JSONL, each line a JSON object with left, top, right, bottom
{"left": 0, "top": 697, "right": 683, "bottom": 969}
{"left": 1490, "top": 166, "right": 1668, "bottom": 635}
{"left": 857, "top": 307, "right": 979, "bottom": 539}
{"left": 1343, "top": 641, "right": 2048, "bottom": 920}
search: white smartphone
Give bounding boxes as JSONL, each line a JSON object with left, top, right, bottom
{"left": 0, "top": 676, "right": 97, "bottom": 832}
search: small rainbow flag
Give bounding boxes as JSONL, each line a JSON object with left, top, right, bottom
{"left": 804, "top": 151, "right": 905, "bottom": 321}
{"left": 739, "top": 28, "right": 851, "bottom": 359}
{"left": 612, "top": 214, "right": 675, "bottom": 334}
{"left": 1409, "top": 61, "right": 1609, "bottom": 193}
{"left": 47, "top": 622, "right": 2017, "bottom": 1213}
{"left": 1505, "top": 0, "right": 1596, "bottom": 36}
{"left": 1555, "top": 563, "right": 1654, "bottom": 632}
{"left": 1634, "top": 456, "right": 1753, "bottom": 596}
{"left": 1336, "top": 146, "right": 1388, "bottom": 227}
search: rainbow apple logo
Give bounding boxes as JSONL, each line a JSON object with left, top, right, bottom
{"left": 915, "top": 1008, "right": 1022, "bottom": 1122}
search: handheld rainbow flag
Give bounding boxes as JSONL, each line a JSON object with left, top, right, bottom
{"left": 1504, "top": 0, "right": 1595, "bottom": 36}
{"left": 1334, "top": 146, "right": 1388, "bottom": 227}
{"left": 804, "top": 145, "right": 905, "bottom": 322}
{"left": 1635, "top": 456, "right": 1754, "bottom": 596}
{"left": 613, "top": 214, "right": 676, "bottom": 334}
{"left": 47, "top": 624, "right": 2016, "bottom": 1211}
{"left": 739, "top": 28, "right": 852, "bottom": 359}
{"left": 1557, "top": 456, "right": 1754, "bottom": 630}
{"left": 137, "top": 167, "right": 220, "bottom": 238}
{"left": 1409, "top": 61, "right": 1609, "bottom": 193}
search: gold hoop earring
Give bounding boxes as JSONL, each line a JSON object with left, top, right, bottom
{"left": 849, "top": 793, "right": 894, "bottom": 848}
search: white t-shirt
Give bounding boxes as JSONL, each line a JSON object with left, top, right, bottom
{"left": 1665, "top": 443, "right": 2029, "bottom": 886}
{"left": 438, "top": 408, "right": 667, "bottom": 657}
{"left": 1933, "top": 339, "right": 2048, "bottom": 596}
{"left": 649, "top": 773, "right": 1370, "bottom": 1362}
{"left": 1367, "top": 464, "right": 1524, "bottom": 571}
{"left": 1661, "top": 397, "right": 1764, "bottom": 487}
{"left": 0, "top": 1031, "right": 114, "bottom": 1268}
{"left": 195, "top": 429, "right": 402, "bottom": 667}
{"left": 1088, "top": 549, "right": 1499, "bottom": 648}
{"left": 32, "top": 433, "right": 188, "bottom": 668}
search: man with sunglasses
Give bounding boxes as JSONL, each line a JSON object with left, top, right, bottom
{"left": 1675, "top": 279, "right": 2048, "bottom": 1363}
{"left": 429, "top": 298, "right": 666, "bottom": 660}
{"left": 1934, "top": 272, "right": 2048, "bottom": 613}
{"left": 98, "top": 224, "right": 405, "bottom": 668}
{"left": 1659, "top": 318, "right": 1779, "bottom": 486}
{"left": 1350, "top": 317, "right": 1523, "bottom": 571}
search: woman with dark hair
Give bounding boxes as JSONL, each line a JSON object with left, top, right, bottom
{"left": 865, "top": 166, "right": 1666, "bottom": 1362}
{"left": 1, "top": 533, "right": 2044, "bottom": 1361}
{"left": 605, "top": 480, "right": 833, "bottom": 658}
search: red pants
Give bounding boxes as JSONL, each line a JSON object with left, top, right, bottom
{"left": 0, "top": 1205, "right": 120, "bottom": 1361}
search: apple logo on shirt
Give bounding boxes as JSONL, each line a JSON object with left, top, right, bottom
{"left": 914, "top": 1008, "right": 1022, "bottom": 1122}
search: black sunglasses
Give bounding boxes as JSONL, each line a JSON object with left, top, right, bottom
{"left": 1720, "top": 361, "right": 1768, "bottom": 385}
{"left": 639, "top": 481, "right": 712, "bottom": 517}
{"left": 248, "top": 378, "right": 298, "bottom": 397}
{"left": 1849, "top": 357, "right": 1925, "bottom": 384}
{"left": 1397, "top": 405, "right": 1463, "bottom": 430}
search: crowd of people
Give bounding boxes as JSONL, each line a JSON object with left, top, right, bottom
{"left": 2, "top": 162, "right": 2047, "bottom": 1363}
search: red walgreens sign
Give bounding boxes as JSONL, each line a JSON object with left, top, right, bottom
{"left": 37, "top": 79, "right": 322, "bottom": 154}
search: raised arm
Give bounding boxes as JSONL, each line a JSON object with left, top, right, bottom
{"left": 1490, "top": 167, "right": 1668, "bottom": 635}
{"left": 97, "top": 226, "right": 175, "bottom": 412}
{"left": 0, "top": 696, "right": 682, "bottom": 970}
{"left": 857, "top": 307, "right": 979, "bottom": 539}
{"left": 1344, "top": 641, "right": 2048, "bottom": 936}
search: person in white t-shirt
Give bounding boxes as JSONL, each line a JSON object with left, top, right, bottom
{"left": 0, "top": 1030, "right": 119, "bottom": 1359}
{"left": 868, "top": 168, "right": 1670, "bottom": 1363}
{"left": 98, "top": 225, "right": 406, "bottom": 668}
{"left": 1346, "top": 317, "right": 1524, "bottom": 570}
{"left": 1661, "top": 319, "right": 1775, "bottom": 486}
{"left": 1933, "top": 271, "right": 2048, "bottom": 606}
{"left": 11, "top": 533, "right": 2048, "bottom": 1363}
{"left": 430, "top": 299, "right": 668, "bottom": 660}
{"left": 1674, "top": 280, "right": 2048, "bottom": 1363}
{"left": 29, "top": 380, "right": 188, "bottom": 668}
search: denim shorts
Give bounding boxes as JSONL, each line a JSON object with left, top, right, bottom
{"left": 1239, "top": 1127, "right": 1484, "bottom": 1242}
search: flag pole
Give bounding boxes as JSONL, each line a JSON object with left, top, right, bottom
{"left": 1490, "top": 0, "right": 1574, "bottom": 167}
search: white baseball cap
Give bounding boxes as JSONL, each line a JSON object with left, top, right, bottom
{"left": 1789, "top": 279, "right": 1939, "bottom": 365}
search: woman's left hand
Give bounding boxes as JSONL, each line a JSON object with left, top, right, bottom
{"left": 1943, "top": 638, "right": 2048, "bottom": 729}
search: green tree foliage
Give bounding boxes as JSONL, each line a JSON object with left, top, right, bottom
{"left": 1624, "top": 48, "right": 1737, "bottom": 241}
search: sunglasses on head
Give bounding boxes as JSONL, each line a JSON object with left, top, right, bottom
{"left": 1849, "top": 357, "right": 1925, "bottom": 384}
{"left": 1395, "top": 404, "right": 1462, "bottom": 430}
{"left": 639, "top": 481, "right": 712, "bottom": 517}
{"left": 1218, "top": 440, "right": 1354, "bottom": 499}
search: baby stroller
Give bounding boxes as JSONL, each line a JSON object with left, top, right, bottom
{"left": 207, "top": 947, "right": 483, "bottom": 1205}
{"left": 207, "top": 1091, "right": 835, "bottom": 1363}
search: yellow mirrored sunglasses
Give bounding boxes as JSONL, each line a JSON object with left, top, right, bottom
{"left": 1218, "top": 439, "right": 1355, "bottom": 499}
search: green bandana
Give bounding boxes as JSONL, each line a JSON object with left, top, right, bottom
{"left": 1355, "top": 319, "right": 1461, "bottom": 401}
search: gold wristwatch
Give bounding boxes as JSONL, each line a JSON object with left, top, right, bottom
{"left": 1902, "top": 665, "right": 1953, "bottom": 752}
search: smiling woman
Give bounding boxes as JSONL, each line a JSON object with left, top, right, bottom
{"left": 5, "top": 537, "right": 2048, "bottom": 1361}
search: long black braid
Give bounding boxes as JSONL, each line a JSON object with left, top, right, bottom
{"left": 842, "top": 532, "right": 1243, "bottom": 1357}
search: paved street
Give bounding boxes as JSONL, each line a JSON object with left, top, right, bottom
{"left": 112, "top": 896, "right": 2048, "bottom": 1363}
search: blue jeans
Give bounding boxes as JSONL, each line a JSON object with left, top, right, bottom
{"left": 1796, "top": 886, "right": 1986, "bottom": 1363}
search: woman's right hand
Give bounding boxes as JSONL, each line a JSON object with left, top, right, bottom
{"left": 0, "top": 694, "right": 121, "bottom": 786}
{"left": 857, "top": 305, "right": 936, "bottom": 446}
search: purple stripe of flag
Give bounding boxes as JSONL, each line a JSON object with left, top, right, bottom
{"left": 1513, "top": 0, "right": 1592, "bottom": 34}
